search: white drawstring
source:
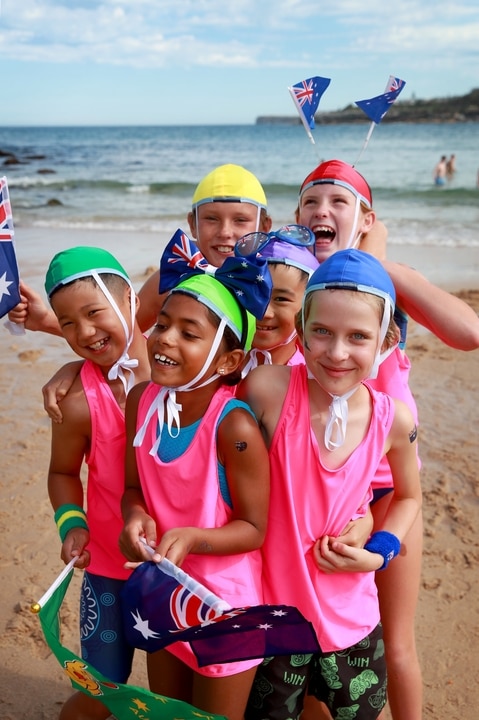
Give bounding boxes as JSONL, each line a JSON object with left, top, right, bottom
{"left": 91, "top": 271, "right": 138, "bottom": 395}
{"left": 134, "top": 316, "right": 228, "bottom": 456}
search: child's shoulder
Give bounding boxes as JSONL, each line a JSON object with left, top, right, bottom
{"left": 57, "top": 372, "right": 90, "bottom": 429}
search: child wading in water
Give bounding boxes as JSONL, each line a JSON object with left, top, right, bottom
{"left": 119, "top": 230, "right": 272, "bottom": 720}
{"left": 44, "top": 247, "right": 150, "bottom": 720}
{"left": 241, "top": 249, "right": 422, "bottom": 720}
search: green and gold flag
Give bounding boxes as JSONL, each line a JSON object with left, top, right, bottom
{"left": 33, "top": 566, "right": 226, "bottom": 720}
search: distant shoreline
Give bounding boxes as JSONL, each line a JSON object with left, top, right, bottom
{"left": 257, "top": 87, "right": 479, "bottom": 125}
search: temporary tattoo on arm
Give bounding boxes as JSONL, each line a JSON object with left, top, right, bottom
{"left": 235, "top": 441, "right": 247, "bottom": 452}
{"left": 409, "top": 425, "right": 418, "bottom": 443}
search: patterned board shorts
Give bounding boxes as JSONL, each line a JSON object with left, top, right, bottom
{"left": 80, "top": 571, "right": 135, "bottom": 683}
{"left": 245, "top": 623, "right": 387, "bottom": 720}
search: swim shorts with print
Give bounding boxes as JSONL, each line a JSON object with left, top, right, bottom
{"left": 308, "top": 623, "right": 387, "bottom": 719}
{"left": 80, "top": 571, "right": 135, "bottom": 683}
{"left": 245, "top": 624, "right": 387, "bottom": 720}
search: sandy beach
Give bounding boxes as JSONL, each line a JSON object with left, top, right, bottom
{"left": 1, "top": 229, "right": 478, "bottom": 719}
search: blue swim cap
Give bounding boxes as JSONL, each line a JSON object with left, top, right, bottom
{"left": 305, "top": 249, "right": 395, "bottom": 308}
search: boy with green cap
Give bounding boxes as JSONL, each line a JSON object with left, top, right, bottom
{"left": 44, "top": 246, "right": 150, "bottom": 720}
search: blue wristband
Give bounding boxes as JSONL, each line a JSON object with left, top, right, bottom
{"left": 364, "top": 531, "right": 401, "bottom": 570}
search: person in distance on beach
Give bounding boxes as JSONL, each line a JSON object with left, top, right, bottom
{"left": 433, "top": 155, "right": 447, "bottom": 186}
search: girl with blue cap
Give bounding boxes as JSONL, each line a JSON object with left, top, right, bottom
{"left": 241, "top": 249, "right": 422, "bottom": 720}
{"left": 119, "top": 229, "right": 272, "bottom": 720}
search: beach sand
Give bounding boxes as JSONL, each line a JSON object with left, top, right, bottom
{"left": 1, "top": 230, "right": 478, "bottom": 719}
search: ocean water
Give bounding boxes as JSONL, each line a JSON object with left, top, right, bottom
{"left": 1, "top": 122, "right": 479, "bottom": 248}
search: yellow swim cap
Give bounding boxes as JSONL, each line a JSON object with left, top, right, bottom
{"left": 192, "top": 164, "right": 267, "bottom": 210}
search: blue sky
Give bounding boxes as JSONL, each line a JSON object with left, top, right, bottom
{"left": 1, "top": 0, "right": 478, "bottom": 126}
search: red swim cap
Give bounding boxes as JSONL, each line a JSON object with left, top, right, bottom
{"left": 300, "top": 160, "right": 372, "bottom": 209}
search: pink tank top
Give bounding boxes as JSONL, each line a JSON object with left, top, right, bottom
{"left": 135, "top": 382, "right": 263, "bottom": 675}
{"left": 81, "top": 361, "right": 131, "bottom": 580}
{"left": 370, "top": 347, "right": 420, "bottom": 490}
{"left": 264, "top": 364, "right": 394, "bottom": 652}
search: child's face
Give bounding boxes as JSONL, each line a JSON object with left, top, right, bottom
{"left": 253, "top": 264, "right": 305, "bottom": 355}
{"left": 148, "top": 293, "right": 224, "bottom": 388}
{"left": 187, "top": 202, "right": 271, "bottom": 268}
{"left": 297, "top": 184, "right": 374, "bottom": 264}
{"left": 302, "top": 289, "right": 381, "bottom": 395}
{"left": 51, "top": 280, "right": 131, "bottom": 369}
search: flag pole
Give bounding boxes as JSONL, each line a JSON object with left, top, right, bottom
{"left": 30, "top": 556, "right": 78, "bottom": 613}
{"left": 354, "top": 120, "right": 376, "bottom": 167}
{"left": 288, "top": 87, "right": 316, "bottom": 146}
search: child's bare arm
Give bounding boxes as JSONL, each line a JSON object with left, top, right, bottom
{"left": 136, "top": 270, "right": 168, "bottom": 334}
{"left": 359, "top": 219, "right": 388, "bottom": 260}
{"left": 383, "top": 259, "right": 479, "bottom": 350}
{"left": 48, "top": 380, "right": 91, "bottom": 568}
{"left": 154, "top": 407, "right": 270, "bottom": 567}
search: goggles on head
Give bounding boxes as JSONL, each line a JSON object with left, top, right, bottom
{"left": 234, "top": 224, "right": 314, "bottom": 258}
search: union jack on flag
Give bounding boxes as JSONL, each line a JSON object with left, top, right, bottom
{"left": 0, "top": 177, "right": 21, "bottom": 319}
{"left": 166, "top": 231, "right": 210, "bottom": 271}
{"left": 385, "top": 76, "right": 405, "bottom": 93}
{"left": 355, "top": 77, "right": 406, "bottom": 125}
{"left": 289, "top": 76, "right": 331, "bottom": 129}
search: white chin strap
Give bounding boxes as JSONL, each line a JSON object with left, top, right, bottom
{"left": 241, "top": 330, "right": 297, "bottom": 377}
{"left": 345, "top": 195, "right": 362, "bottom": 249}
{"left": 92, "top": 271, "right": 138, "bottom": 395}
{"left": 133, "top": 316, "right": 228, "bottom": 456}
{"left": 369, "top": 299, "right": 396, "bottom": 380}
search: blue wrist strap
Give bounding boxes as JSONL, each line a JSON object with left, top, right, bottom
{"left": 364, "top": 530, "right": 401, "bottom": 570}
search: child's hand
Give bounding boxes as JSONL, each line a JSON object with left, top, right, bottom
{"left": 155, "top": 527, "right": 198, "bottom": 567}
{"left": 62, "top": 528, "right": 90, "bottom": 569}
{"left": 336, "top": 509, "right": 374, "bottom": 549}
{"left": 8, "top": 281, "right": 54, "bottom": 332}
{"left": 42, "top": 361, "right": 84, "bottom": 423}
{"left": 313, "top": 536, "right": 383, "bottom": 574}
{"left": 119, "top": 511, "right": 158, "bottom": 566}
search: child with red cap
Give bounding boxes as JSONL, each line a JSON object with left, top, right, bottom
{"left": 292, "top": 159, "right": 479, "bottom": 720}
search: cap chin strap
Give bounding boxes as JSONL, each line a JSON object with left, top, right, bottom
{"left": 308, "top": 366, "right": 362, "bottom": 451}
{"left": 241, "top": 330, "right": 297, "bottom": 377}
{"left": 369, "top": 299, "right": 396, "bottom": 380}
{"left": 91, "top": 271, "right": 138, "bottom": 395}
{"left": 134, "top": 316, "right": 228, "bottom": 456}
{"left": 345, "top": 194, "right": 362, "bottom": 249}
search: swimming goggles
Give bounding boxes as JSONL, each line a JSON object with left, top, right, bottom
{"left": 234, "top": 224, "right": 314, "bottom": 257}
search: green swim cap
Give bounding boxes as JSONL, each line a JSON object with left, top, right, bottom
{"left": 191, "top": 164, "right": 267, "bottom": 210}
{"left": 172, "top": 274, "right": 256, "bottom": 351}
{"left": 45, "top": 246, "right": 130, "bottom": 299}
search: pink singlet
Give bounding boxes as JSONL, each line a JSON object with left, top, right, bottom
{"left": 135, "top": 382, "right": 263, "bottom": 676}
{"left": 81, "top": 361, "right": 131, "bottom": 580}
{"left": 263, "top": 364, "right": 395, "bottom": 652}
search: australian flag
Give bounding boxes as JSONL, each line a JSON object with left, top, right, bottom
{"left": 121, "top": 558, "right": 320, "bottom": 667}
{"left": 0, "top": 177, "right": 21, "bottom": 319}
{"left": 355, "top": 77, "right": 406, "bottom": 124}
{"left": 289, "top": 76, "right": 331, "bottom": 129}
